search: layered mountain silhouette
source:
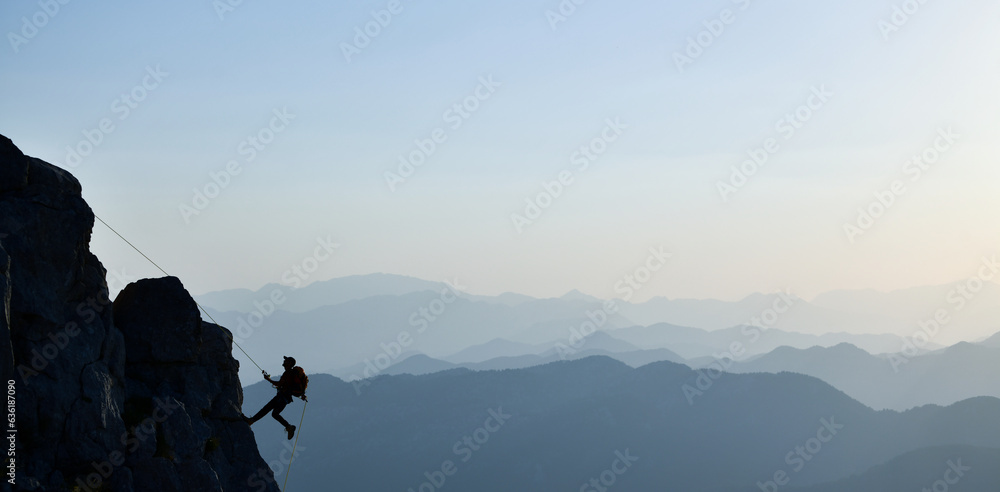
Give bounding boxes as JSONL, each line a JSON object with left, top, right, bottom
{"left": 200, "top": 290, "right": 638, "bottom": 385}
{"left": 980, "top": 330, "right": 1000, "bottom": 348}
{"left": 444, "top": 337, "right": 540, "bottom": 363}
{"left": 727, "top": 341, "right": 1000, "bottom": 410}
{"left": 197, "top": 271, "right": 1000, "bottom": 345}
{"left": 201, "top": 291, "right": 921, "bottom": 386}
{"left": 325, "top": 333, "right": 688, "bottom": 380}
{"left": 246, "top": 357, "right": 1000, "bottom": 491}
{"left": 607, "top": 322, "right": 907, "bottom": 359}
{"left": 196, "top": 273, "right": 448, "bottom": 314}
{"left": 328, "top": 333, "right": 1000, "bottom": 413}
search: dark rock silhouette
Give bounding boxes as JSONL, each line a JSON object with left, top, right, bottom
{"left": 114, "top": 277, "right": 277, "bottom": 491}
{"left": 0, "top": 135, "right": 277, "bottom": 491}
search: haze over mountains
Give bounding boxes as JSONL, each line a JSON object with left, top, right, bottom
{"left": 727, "top": 342, "right": 1000, "bottom": 411}
{"left": 13, "top": 133, "right": 999, "bottom": 491}
{"left": 193, "top": 272, "right": 1000, "bottom": 419}
{"left": 198, "top": 272, "right": 1000, "bottom": 339}
{"left": 9, "top": 0, "right": 998, "bottom": 488}
{"left": 195, "top": 272, "right": 1000, "bottom": 385}
{"left": 197, "top": 273, "right": 1000, "bottom": 490}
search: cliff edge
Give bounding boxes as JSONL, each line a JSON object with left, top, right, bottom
{"left": 0, "top": 134, "right": 278, "bottom": 492}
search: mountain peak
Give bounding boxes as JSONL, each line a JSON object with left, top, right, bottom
{"left": 560, "top": 289, "right": 600, "bottom": 302}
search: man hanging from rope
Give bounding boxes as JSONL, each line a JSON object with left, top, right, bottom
{"left": 243, "top": 356, "right": 308, "bottom": 439}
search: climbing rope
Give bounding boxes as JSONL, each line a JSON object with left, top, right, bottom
{"left": 94, "top": 214, "right": 265, "bottom": 372}
{"left": 282, "top": 400, "right": 307, "bottom": 492}
{"left": 96, "top": 214, "right": 310, "bottom": 490}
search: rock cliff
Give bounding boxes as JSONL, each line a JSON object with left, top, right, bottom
{"left": 0, "top": 134, "right": 278, "bottom": 492}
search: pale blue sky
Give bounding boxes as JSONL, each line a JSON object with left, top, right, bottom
{"left": 2, "top": 0, "right": 999, "bottom": 301}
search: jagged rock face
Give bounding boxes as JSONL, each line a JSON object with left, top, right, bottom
{"left": 114, "top": 277, "right": 279, "bottom": 492}
{"left": 0, "top": 134, "right": 127, "bottom": 491}
{"left": 0, "top": 135, "right": 277, "bottom": 492}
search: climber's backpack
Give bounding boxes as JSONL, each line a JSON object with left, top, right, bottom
{"left": 288, "top": 366, "right": 308, "bottom": 398}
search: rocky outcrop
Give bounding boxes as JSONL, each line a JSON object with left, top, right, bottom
{"left": 0, "top": 135, "right": 277, "bottom": 491}
{"left": 0, "top": 134, "right": 126, "bottom": 491}
{"left": 113, "top": 277, "right": 276, "bottom": 492}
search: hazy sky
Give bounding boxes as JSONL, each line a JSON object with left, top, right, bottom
{"left": 2, "top": 0, "right": 999, "bottom": 302}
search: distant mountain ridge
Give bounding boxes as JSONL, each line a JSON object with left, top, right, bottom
{"left": 196, "top": 272, "right": 1000, "bottom": 343}
{"left": 195, "top": 273, "right": 450, "bottom": 313}
{"left": 980, "top": 330, "right": 1000, "bottom": 347}
{"left": 608, "top": 322, "right": 908, "bottom": 359}
{"left": 194, "top": 273, "right": 999, "bottom": 388}
{"left": 325, "top": 338, "right": 688, "bottom": 380}
{"left": 246, "top": 357, "right": 1000, "bottom": 491}
{"left": 728, "top": 341, "right": 1000, "bottom": 410}
{"left": 202, "top": 289, "right": 637, "bottom": 385}
{"left": 325, "top": 335, "right": 1000, "bottom": 412}
{"left": 443, "top": 337, "right": 540, "bottom": 363}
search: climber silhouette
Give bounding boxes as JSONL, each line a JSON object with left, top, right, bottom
{"left": 244, "top": 356, "right": 308, "bottom": 440}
